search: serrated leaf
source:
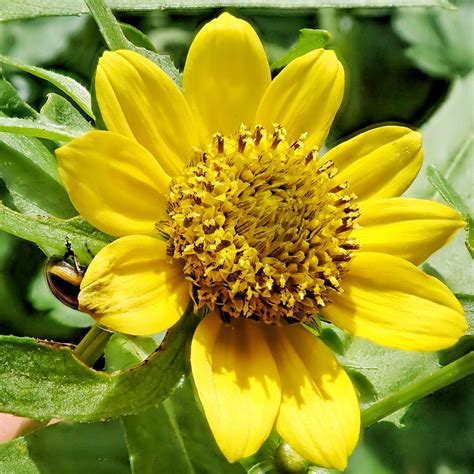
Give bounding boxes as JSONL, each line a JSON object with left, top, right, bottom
{"left": 0, "top": 0, "right": 453, "bottom": 23}
{"left": 0, "top": 54, "right": 93, "bottom": 118}
{"left": 394, "top": 2, "right": 474, "bottom": 79}
{"left": 271, "top": 29, "right": 330, "bottom": 71}
{"left": 0, "top": 205, "right": 111, "bottom": 263}
{"left": 0, "top": 311, "right": 198, "bottom": 422}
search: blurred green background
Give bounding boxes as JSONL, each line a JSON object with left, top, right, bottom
{"left": 0, "top": 2, "right": 473, "bottom": 473}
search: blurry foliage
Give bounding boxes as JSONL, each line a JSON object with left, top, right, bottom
{"left": 0, "top": 4, "right": 473, "bottom": 473}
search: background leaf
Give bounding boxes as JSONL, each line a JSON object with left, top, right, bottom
{"left": 394, "top": 0, "right": 474, "bottom": 79}
{"left": 0, "top": 421, "right": 131, "bottom": 474}
{"left": 0, "top": 0, "right": 452, "bottom": 23}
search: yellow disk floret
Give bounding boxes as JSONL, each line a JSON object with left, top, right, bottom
{"left": 158, "top": 125, "right": 359, "bottom": 324}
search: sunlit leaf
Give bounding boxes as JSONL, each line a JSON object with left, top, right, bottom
{"left": 0, "top": 117, "right": 82, "bottom": 141}
{"left": 0, "top": 311, "right": 198, "bottom": 422}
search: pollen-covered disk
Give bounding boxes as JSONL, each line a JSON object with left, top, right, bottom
{"left": 158, "top": 124, "right": 360, "bottom": 324}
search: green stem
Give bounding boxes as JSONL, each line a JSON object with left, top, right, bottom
{"left": 361, "top": 352, "right": 474, "bottom": 427}
{"left": 84, "top": 0, "right": 130, "bottom": 50}
{"left": 74, "top": 324, "right": 112, "bottom": 366}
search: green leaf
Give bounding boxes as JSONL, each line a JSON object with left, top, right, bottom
{"left": 0, "top": 0, "right": 453, "bottom": 23}
{"left": 426, "top": 164, "right": 473, "bottom": 257}
{"left": 120, "top": 22, "right": 157, "bottom": 52}
{"left": 0, "top": 205, "right": 111, "bottom": 263}
{"left": 426, "top": 165, "right": 472, "bottom": 219}
{"left": 84, "top": 0, "right": 181, "bottom": 85}
{"left": 394, "top": 2, "right": 474, "bottom": 79}
{"left": 104, "top": 333, "right": 161, "bottom": 372}
{"left": 0, "top": 76, "right": 37, "bottom": 118}
{"left": 0, "top": 134, "right": 77, "bottom": 218}
{"left": 0, "top": 420, "right": 131, "bottom": 474}
{"left": 271, "top": 29, "right": 330, "bottom": 70}
{"left": 0, "top": 116, "right": 82, "bottom": 141}
{"left": 40, "top": 93, "right": 93, "bottom": 134}
{"left": 122, "top": 379, "right": 245, "bottom": 474}
{"left": 0, "top": 438, "right": 41, "bottom": 474}
{"left": 0, "top": 311, "right": 198, "bottom": 422}
{"left": 0, "top": 54, "right": 93, "bottom": 118}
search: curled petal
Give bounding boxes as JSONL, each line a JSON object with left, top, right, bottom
{"left": 79, "top": 235, "right": 189, "bottom": 335}
{"left": 322, "top": 252, "right": 467, "bottom": 351}
{"left": 57, "top": 131, "right": 170, "bottom": 237}
{"left": 265, "top": 324, "right": 360, "bottom": 470}
{"left": 96, "top": 50, "right": 199, "bottom": 176}
{"left": 191, "top": 312, "right": 281, "bottom": 462}
{"left": 183, "top": 13, "right": 271, "bottom": 142}
{"left": 323, "top": 126, "right": 423, "bottom": 200}
{"left": 256, "top": 49, "right": 344, "bottom": 150}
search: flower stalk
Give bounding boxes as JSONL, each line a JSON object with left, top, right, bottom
{"left": 84, "top": 0, "right": 130, "bottom": 51}
{"left": 74, "top": 324, "right": 112, "bottom": 366}
{"left": 361, "top": 351, "right": 474, "bottom": 427}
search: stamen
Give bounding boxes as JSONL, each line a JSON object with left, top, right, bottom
{"left": 164, "top": 125, "right": 360, "bottom": 325}
{"left": 213, "top": 132, "right": 225, "bottom": 154}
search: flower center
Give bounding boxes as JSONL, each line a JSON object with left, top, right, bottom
{"left": 158, "top": 125, "right": 359, "bottom": 324}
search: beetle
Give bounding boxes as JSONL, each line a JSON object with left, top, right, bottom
{"left": 45, "top": 239, "right": 86, "bottom": 309}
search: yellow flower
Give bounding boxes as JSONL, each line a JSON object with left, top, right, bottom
{"left": 56, "top": 13, "right": 467, "bottom": 470}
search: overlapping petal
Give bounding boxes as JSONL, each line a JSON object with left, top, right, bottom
{"left": 323, "top": 126, "right": 423, "bottom": 200}
{"left": 255, "top": 48, "right": 344, "bottom": 151}
{"left": 191, "top": 312, "right": 281, "bottom": 462}
{"left": 79, "top": 235, "right": 190, "bottom": 335}
{"left": 265, "top": 324, "right": 360, "bottom": 470}
{"left": 96, "top": 49, "right": 199, "bottom": 176}
{"left": 354, "top": 198, "right": 465, "bottom": 264}
{"left": 57, "top": 130, "right": 170, "bottom": 237}
{"left": 322, "top": 252, "right": 467, "bottom": 351}
{"left": 183, "top": 12, "right": 271, "bottom": 142}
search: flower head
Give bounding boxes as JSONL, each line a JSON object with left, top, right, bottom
{"left": 56, "top": 13, "right": 467, "bottom": 469}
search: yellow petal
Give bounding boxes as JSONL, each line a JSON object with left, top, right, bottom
{"left": 322, "top": 252, "right": 467, "bottom": 351}
{"left": 191, "top": 312, "right": 281, "bottom": 462}
{"left": 354, "top": 198, "right": 465, "bottom": 264}
{"left": 255, "top": 49, "right": 344, "bottom": 150}
{"left": 265, "top": 325, "right": 360, "bottom": 471}
{"left": 57, "top": 130, "right": 170, "bottom": 237}
{"left": 323, "top": 126, "right": 423, "bottom": 200}
{"left": 79, "top": 235, "right": 189, "bottom": 335}
{"left": 96, "top": 50, "right": 199, "bottom": 176}
{"left": 183, "top": 13, "right": 271, "bottom": 142}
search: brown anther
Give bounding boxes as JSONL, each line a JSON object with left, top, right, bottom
{"left": 253, "top": 125, "right": 263, "bottom": 145}
{"left": 332, "top": 254, "right": 352, "bottom": 262}
{"left": 214, "top": 133, "right": 225, "bottom": 154}
{"left": 334, "top": 196, "right": 352, "bottom": 207}
{"left": 341, "top": 242, "right": 360, "bottom": 250}
{"left": 330, "top": 182, "right": 348, "bottom": 193}
{"left": 336, "top": 224, "right": 352, "bottom": 234}
{"left": 305, "top": 148, "right": 317, "bottom": 165}
{"left": 318, "top": 160, "right": 333, "bottom": 173}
